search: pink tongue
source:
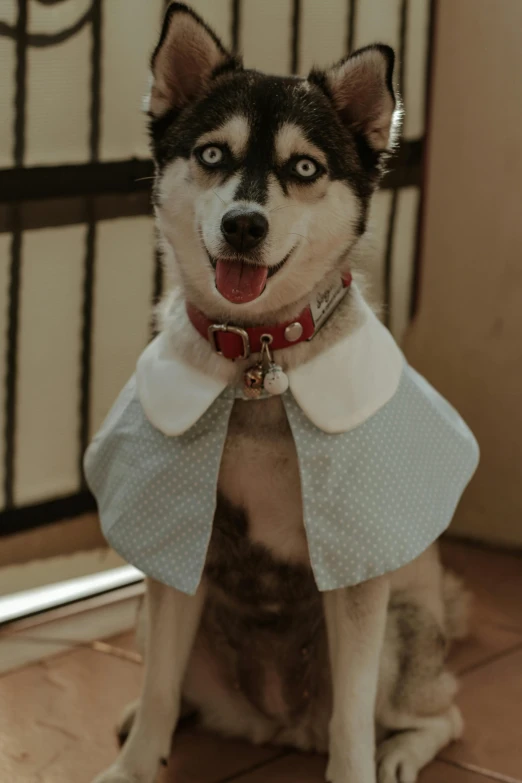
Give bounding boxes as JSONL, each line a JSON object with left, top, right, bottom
{"left": 215, "top": 259, "right": 268, "bottom": 304}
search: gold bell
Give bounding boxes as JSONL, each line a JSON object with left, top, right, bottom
{"left": 243, "top": 365, "right": 264, "bottom": 398}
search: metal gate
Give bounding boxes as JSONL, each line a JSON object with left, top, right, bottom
{"left": 0, "top": 0, "right": 434, "bottom": 535}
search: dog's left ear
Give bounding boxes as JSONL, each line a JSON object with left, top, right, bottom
{"left": 309, "top": 45, "right": 399, "bottom": 151}
{"left": 148, "top": 2, "right": 240, "bottom": 117}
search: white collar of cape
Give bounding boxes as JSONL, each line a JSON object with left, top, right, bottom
{"left": 136, "top": 285, "right": 405, "bottom": 437}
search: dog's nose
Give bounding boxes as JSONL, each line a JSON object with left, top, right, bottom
{"left": 221, "top": 209, "right": 268, "bottom": 252}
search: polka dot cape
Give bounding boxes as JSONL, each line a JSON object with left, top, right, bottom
{"left": 84, "top": 366, "right": 479, "bottom": 595}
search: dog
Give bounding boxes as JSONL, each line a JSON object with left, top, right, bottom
{"left": 88, "top": 4, "right": 477, "bottom": 782}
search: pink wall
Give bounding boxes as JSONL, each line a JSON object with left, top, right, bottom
{"left": 405, "top": 0, "right": 522, "bottom": 546}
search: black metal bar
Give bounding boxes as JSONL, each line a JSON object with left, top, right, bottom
{"left": 13, "top": 0, "right": 28, "bottom": 168}
{"left": 383, "top": 189, "right": 398, "bottom": 328}
{"left": 79, "top": 202, "right": 96, "bottom": 484}
{"left": 0, "top": 159, "right": 154, "bottom": 203}
{"left": 231, "top": 0, "right": 241, "bottom": 54}
{"left": 78, "top": 1, "right": 103, "bottom": 485}
{"left": 150, "top": 243, "right": 163, "bottom": 337}
{"left": 153, "top": 245, "right": 163, "bottom": 306}
{"left": 383, "top": 138, "right": 423, "bottom": 188}
{"left": 291, "top": 0, "right": 301, "bottom": 74}
{"left": 0, "top": 7, "right": 94, "bottom": 48}
{"left": 410, "top": 0, "right": 437, "bottom": 320}
{"left": 0, "top": 191, "right": 153, "bottom": 235}
{"left": 89, "top": 0, "right": 102, "bottom": 161}
{"left": 3, "top": 209, "right": 22, "bottom": 510}
{"left": 0, "top": 491, "right": 97, "bottom": 538}
{"left": 383, "top": 0, "right": 409, "bottom": 325}
{"left": 346, "top": 0, "right": 357, "bottom": 54}
{"left": 398, "top": 0, "right": 409, "bottom": 96}
{"left": 3, "top": 0, "right": 28, "bottom": 512}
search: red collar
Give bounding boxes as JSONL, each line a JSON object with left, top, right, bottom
{"left": 186, "top": 273, "right": 352, "bottom": 361}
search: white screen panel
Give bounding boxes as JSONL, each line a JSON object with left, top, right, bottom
{"left": 299, "top": 0, "right": 348, "bottom": 75}
{"left": 364, "top": 189, "right": 394, "bottom": 311}
{"left": 188, "top": 0, "right": 233, "bottom": 49}
{"left": 402, "top": 0, "right": 430, "bottom": 139}
{"left": 100, "top": 0, "right": 164, "bottom": 161}
{"left": 389, "top": 186, "right": 420, "bottom": 343}
{"left": 353, "top": 0, "right": 401, "bottom": 52}
{"left": 241, "top": 0, "right": 293, "bottom": 75}
{"left": 15, "top": 224, "right": 85, "bottom": 504}
{"left": 28, "top": 0, "right": 92, "bottom": 33}
{"left": 0, "top": 23, "right": 16, "bottom": 167}
{"left": 90, "top": 216, "right": 155, "bottom": 436}
{"left": 25, "top": 23, "right": 90, "bottom": 165}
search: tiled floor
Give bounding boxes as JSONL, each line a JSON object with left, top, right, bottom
{"left": 0, "top": 539, "right": 521, "bottom": 783}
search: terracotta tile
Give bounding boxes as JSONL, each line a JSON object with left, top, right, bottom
{"left": 441, "top": 539, "right": 522, "bottom": 631}
{"left": 441, "top": 648, "right": 522, "bottom": 781}
{"left": 0, "top": 647, "right": 142, "bottom": 783}
{"left": 419, "top": 761, "right": 499, "bottom": 782}
{"left": 0, "top": 645, "right": 281, "bottom": 783}
{"left": 104, "top": 630, "right": 139, "bottom": 653}
{"left": 448, "top": 617, "right": 522, "bottom": 674}
{"left": 228, "top": 755, "right": 496, "bottom": 783}
{"left": 163, "top": 729, "right": 283, "bottom": 783}
{"left": 97, "top": 630, "right": 142, "bottom": 663}
{"left": 228, "top": 753, "right": 326, "bottom": 783}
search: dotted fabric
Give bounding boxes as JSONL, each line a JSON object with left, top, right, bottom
{"left": 84, "top": 377, "right": 235, "bottom": 595}
{"left": 283, "top": 366, "right": 479, "bottom": 591}
{"left": 84, "top": 367, "right": 479, "bottom": 595}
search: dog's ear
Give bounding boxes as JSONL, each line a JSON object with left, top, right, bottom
{"left": 309, "top": 45, "right": 400, "bottom": 151}
{"left": 148, "top": 2, "right": 240, "bottom": 117}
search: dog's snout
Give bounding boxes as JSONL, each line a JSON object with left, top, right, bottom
{"left": 221, "top": 209, "right": 268, "bottom": 252}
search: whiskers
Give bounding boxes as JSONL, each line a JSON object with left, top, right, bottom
{"left": 212, "top": 189, "right": 226, "bottom": 205}
{"left": 288, "top": 232, "right": 310, "bottom": 244}
{"left": 268, "top": 204, "right": 300, "bottom": 214}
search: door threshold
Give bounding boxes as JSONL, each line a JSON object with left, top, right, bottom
{"left": 0, "top": 580, "right": 145, "bottom": 675}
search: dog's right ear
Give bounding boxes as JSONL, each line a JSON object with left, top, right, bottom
{"left": 148, "top": 2, "right": 240, "bottom": 117}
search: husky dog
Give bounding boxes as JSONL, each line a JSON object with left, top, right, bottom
{"left": 92, "top": 4, "right": 471, "bottom": 782}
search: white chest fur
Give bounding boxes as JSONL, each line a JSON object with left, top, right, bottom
{"left": 218, "top": 396, "right": 311, "bottom": 565}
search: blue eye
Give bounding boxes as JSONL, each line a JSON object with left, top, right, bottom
{"left": 198, "top": 145, "right": 224, "bottom": 167}
{"left": 293, "top": 158, "right": 318, "bottom": 179}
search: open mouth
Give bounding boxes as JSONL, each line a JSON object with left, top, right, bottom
{"left": 206, "top": 247, "right": 295, "bottom": 304}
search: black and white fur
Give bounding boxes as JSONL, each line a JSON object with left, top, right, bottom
{"left": 93, "top": 5, "right": 468, "bottom": 782}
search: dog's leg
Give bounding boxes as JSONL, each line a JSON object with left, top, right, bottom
{"left": 324, "top": 577, "right": 390, "bottom": 783}
{"left": 93, "top": 578, "right": 206, "bottom": 783}
{"left": 377, "top": 707, "right": 463, "bottom": 783}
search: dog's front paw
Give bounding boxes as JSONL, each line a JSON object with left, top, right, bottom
{"left": 376, "top": 739, "right": 421, "bottom": 783}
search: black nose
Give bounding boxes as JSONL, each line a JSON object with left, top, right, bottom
{"left": 221, "top": 209, "right": 268, "bottom": 252}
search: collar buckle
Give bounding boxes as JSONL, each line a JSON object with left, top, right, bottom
{"left": 208, "top": 324, "right": 251, "bottom": 360}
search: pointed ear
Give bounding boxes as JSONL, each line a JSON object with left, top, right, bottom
{"left": 309, "top": 45, "right": 400, "bottom": 151}
{"left": 148, "top": 2, "right": 240, "bottom": 117}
